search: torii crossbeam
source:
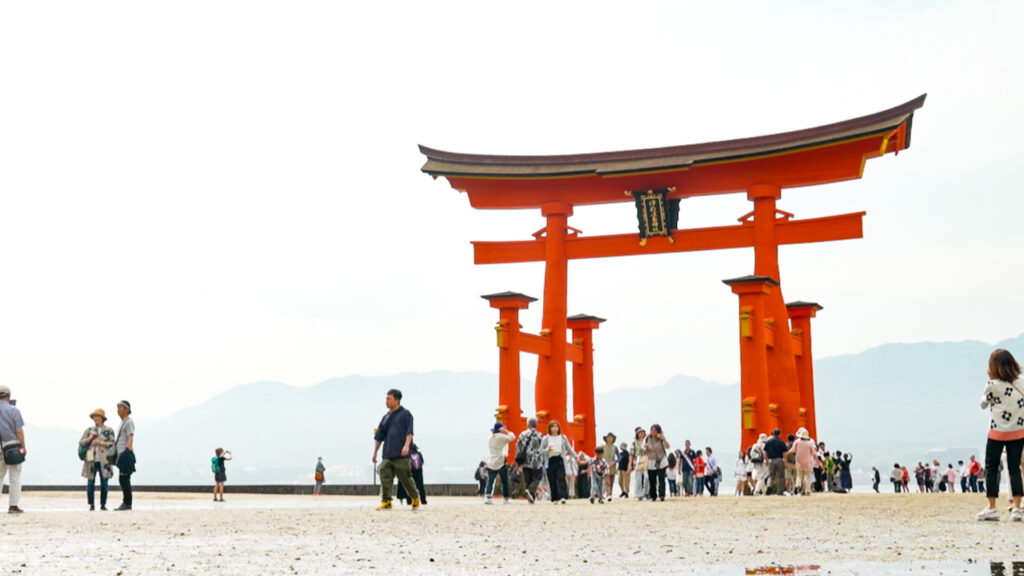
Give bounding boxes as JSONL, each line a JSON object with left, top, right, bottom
{"left": 421, "top": 94, "right": 925, "bottom": 455}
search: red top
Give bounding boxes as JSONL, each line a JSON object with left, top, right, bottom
{"left": 695, "top": 456, "right": 706, "bottom": 476}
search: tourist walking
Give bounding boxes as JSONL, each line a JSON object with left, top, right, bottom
{"left": 484, "top": 423, "right": 514, "bottom": 504}
{"left": 968, "top": 455, "right": 981, "bottom": 493}
{"left": 0, "top": 386, "right": 26, "bottom": 514}
{"left": 314, "top": 457, "right": 326, "bottom": 495}
{"left": 616, "top": 442, "right": 630, "bottom": 498}
{"left": 601, "top": 432, "right": 617, "bottom": 500}
{"left": 666, "top": 452, "right": 679, "bottom": 497}
{"left": 114, "top": 400, "right": 135, "bottom": 511}
{"left": 733, "top": 449, "right": 748, "bottom": 496}
{"left": 629, "top": 427, "right": 649, "bottom": 499}
{"left": 541, "top": 420, "right": 575, "bottom": 504}
{"left": 516, "top": 418, "right": 545, "bottom": 503}
{"left": 371, "top": 389, "right": 419, "bottom": 511}
{"left": 750, "top": 433, "right": 769, "bottom": 495}
{"left": 977, "top": 349, "right": 1024, "bottom": 521}
{"left": 871, "top": 466, "right": 880, "bottom": 493}
{"left": 589, "top": 446, "right": 608, "bottom": 504}
{"left": 764, "top": 429, "right": 788, "bottom": 495}
{"left": 680, "top": 440, "right": 696, "bottom": 497}
{"left": 79, "top": 408, "right": 115, "bottom": 511}
{"left": 565, "top": 447, "right": 578, "bottom": 499}
{"left": 704, "top": 446, "right": 719, "bottom": 496}
{"left": 644, "top": 424, "right": 670, "bottom": 501}
{"left": 211, "top": 448, "right": 232, "bottom": 502}
{"left": 890, "top": 464, "right": 903, "bottom": 493}
{"left": 693, "top": 450, "right": 706, "bottom": 495}
{"left": 787, "top": 427, "right": 817, "bottom": 496}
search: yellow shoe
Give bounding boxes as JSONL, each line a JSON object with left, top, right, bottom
{"left": 376, "top": 500, "right": 392, "bottom": 511}
{"left": 411, "top": 497, "right": 420, "bottom": 511}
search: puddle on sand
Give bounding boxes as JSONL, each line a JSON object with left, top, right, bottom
{"left": 740, "top": 561, "right": 1019, "bottom": 576}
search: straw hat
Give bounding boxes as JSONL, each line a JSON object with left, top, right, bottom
{"left": 89, "top": 408, "right": 107, "bottom": 422}
{"left": 796, "top": 427, "right": 810, "bottom": 440}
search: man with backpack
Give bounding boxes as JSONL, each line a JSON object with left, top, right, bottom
{"left": 749, "top": 433, "right": 768, "bottom": 495}
{"left": 516, "top": 417, "right": 544, "bottom": 503}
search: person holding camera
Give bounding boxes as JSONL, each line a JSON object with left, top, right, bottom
{"left": 114, "top": 400, "right": 135, "bottom": 511}
{"left": 212, "top": 447, "right": 232, "bottom": 502}
{"left": 0, "top": 386, "right": 25, "bottom": 514}
{"left": 79, "top": 408, "right": 115, "bottom": 510}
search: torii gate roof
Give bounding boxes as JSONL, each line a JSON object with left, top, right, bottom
{"left": 420, "top": 94, "right": 926, "bottom": 209}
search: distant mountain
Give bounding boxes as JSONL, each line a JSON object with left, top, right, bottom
{"left": 20, "top": 335, "right": 1021, "bottom": 485}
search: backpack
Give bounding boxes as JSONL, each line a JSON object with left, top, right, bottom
{"left": 211, "top": 457, "right": 220, "bottom": 473}
{"left": 749, "top": 444, "right": 765, "bottom": 464}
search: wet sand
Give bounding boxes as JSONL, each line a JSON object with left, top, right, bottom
{"left": 0, "top": 491, "right": 1019, "bottom": 574}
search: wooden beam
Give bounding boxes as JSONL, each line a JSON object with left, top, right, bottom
{"left": 474, "top": 212, "right": 865, "bottom": 264}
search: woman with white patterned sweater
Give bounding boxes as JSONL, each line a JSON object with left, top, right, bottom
{"left": 977, "top": 349, "right": 1024, "bottom": 521}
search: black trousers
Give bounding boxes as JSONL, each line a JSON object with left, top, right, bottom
{"left": 547, "top": 456, "right": 568, "bottom": 501}
{"left": 523, "top": 466, "right": 543, "bottom": 497}
{"left": 647, "top": 468, "right": 666, "bottom": 500}
{"left": 986, "top": 437, "right": 1024, "bottom": 499}
{"left": 119, "top": 473, "right": 132, "bottom": 506}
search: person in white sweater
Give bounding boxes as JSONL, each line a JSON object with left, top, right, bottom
{"left": 977, "top": 349, "right": 1024, "bottom": 521}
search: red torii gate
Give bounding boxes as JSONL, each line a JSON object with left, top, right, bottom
{"left": 420, "top": 95, "right": 925, "bottom": 455}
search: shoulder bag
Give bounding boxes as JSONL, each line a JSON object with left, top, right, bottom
{"left": 0, "top": 411, "right": 25, "bottom": 465}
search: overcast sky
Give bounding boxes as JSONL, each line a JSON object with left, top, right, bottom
{"left": 2, "top": 1, "right": 1022, "bottom": 428}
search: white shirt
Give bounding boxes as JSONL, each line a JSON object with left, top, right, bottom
{"left": 485, "top": 431, "right": 514, "bottom": 470}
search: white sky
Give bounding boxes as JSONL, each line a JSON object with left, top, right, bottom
{"left": 2, "top": 1, "right": 1022, "bottom": 427}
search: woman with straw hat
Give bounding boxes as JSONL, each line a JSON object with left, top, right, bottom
{"left": 78, "top": 408, "right": 115, "bottom": 511}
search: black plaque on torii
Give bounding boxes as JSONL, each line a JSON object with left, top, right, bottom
{"left": 629, "top": 188, "right": 680, "bottom": 245}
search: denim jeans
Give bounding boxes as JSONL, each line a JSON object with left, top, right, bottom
{"left": 485, "top": 465, "right": 509, "bottom": 499}
{"left": 87, "top": 461, "right": 108, "bottom": 506}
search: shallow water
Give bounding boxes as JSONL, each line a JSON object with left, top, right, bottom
{"left": 736, "top": 562, "right": 1016, "bottom": 576}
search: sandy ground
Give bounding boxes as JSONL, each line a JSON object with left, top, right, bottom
{"left": 0, "top": 491, "right": 1019, "bottom": 575}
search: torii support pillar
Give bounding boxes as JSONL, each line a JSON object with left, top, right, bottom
{"left": 482, "top": 291, "right": 536, "bottom": 444}
{"left": 724, "top": 275, "right": 779, "bottom": 449}
{"left": 567, "top": 314, "right": 605, "bottom": 456}
{"left": 787, "top": 301, "right": 823, "bottom": 441}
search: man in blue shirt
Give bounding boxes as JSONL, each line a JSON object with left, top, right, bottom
{"left": 372, "top": 389, "right": 419, "bottom": 511}
{"left": 764, "top": 428, "right": 789, "bottom": 495}
{"left": 0, "top": 386, "right": 25, "bottom": 514}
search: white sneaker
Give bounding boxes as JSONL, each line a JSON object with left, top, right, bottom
{"left": 1012, "top": 508, "right": 1023, "bottom": 522}
{"left": 976, "top": 507, "right": 1000, "bottom": 521}
{"left": 503, "top": 498, "right": 510, "bottom": 504}
{"left": 484, "top": 497, "right": 494, "bottom": 505}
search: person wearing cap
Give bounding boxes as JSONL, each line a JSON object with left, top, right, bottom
{"left": 786, "top": 427, "right": 817, "bottom": 496}
{"left": 372, "top": 389, "right": 419, "bottom": 511}
{"left": 515, "top": 417, "right": 545, "bottom": 503}
{"left": 0, "top": 385, "right": 25, "bottom": 514}
{"left": 600, "top": 432, "right": 617, "bottom": 500}
{"left": 616, "top": 442, "right": 630, "bottom": 498}
{"left": 484, "top": 423, "right": 515, "bottom": 504}
{"left": 79, "top": 408, "right": 116, "bottom": 510}
{"left": 114, "top": 400, "right": 136, "bottom": 511}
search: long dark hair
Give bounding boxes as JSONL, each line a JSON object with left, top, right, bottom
{"left": 989, "top": 349, "right": 1022, "bottom": 383}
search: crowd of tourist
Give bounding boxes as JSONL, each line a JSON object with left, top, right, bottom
{"left": 473, "top": 417, "right": 875, "bottom": 503}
